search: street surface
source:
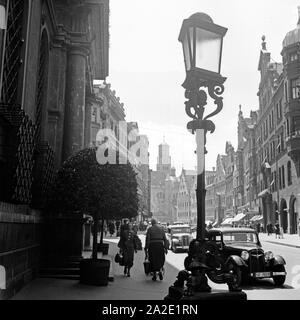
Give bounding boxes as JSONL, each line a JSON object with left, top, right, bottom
{"left": 164, "top": 239, "right": 300, "bottom": 300}
{"left": 107, "top": 234, "right": 300, "bottom": 299}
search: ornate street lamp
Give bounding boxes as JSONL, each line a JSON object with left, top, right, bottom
{"left": 178, "top": 12, "right": 227, "bottom": 240}
{"left": 165, "top": 13, "right": 247, "bottom": 300}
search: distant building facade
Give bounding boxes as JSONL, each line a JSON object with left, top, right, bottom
{"left": 150, "top": 142, "right": 178, "bottom": 223}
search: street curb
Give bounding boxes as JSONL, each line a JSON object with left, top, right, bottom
{"left": 262, "top": 240, "right": 300, "bottom": 249}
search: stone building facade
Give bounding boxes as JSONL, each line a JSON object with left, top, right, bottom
{"left": 127, "top": 122, "right": 150, "bottom": 222}
{"left": 210, "top": 9, "right": 300, "bottom": 234}
{"left": 254, "top": 11, "right": 300, "bottom": 234}
{"left": 0, "top": 0, "right": 109, "bottom": 299}
{"left": 150, "top": 142, "right": 178, "bottom": 224}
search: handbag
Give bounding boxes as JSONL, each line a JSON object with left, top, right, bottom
{"left": 143, "top": 258, "right": 151, "bottom": 275}
{"left": 114, "top": 252, "right": 124, "bottom": 266}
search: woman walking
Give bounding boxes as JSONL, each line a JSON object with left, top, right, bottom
{"left": 145, "top": 218, "right": 168, "bottom": 281}
{"left": 118, "top": 221, "right": 137, "bottom": 277}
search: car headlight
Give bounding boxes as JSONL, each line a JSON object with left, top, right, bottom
{"left": 172, "top": 238, "right": 179, "bottom": 243}
{"left": 241, "top": 251, "right": 249, "bottom": 260}
{"left": 264, "top": 251, "right": 274, "bottom": 261}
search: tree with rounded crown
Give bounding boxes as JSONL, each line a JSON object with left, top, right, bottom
{"left": 48, "top": 147, "right": 138, "bottom": 260}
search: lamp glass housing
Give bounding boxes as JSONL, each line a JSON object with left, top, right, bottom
{"left": 182, "top": 26, "right": 222, "bottom": 73}
{"left": 179, "top": 13, "right": 227, "bottom": 78}
{"left": 194, "top": 27, "right": 222, "bottom": 73}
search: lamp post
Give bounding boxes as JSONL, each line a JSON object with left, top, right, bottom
{"left": 165, "top": 13, "right": 247, "bottom": 299}
{"left": 178, "top": 13, "right": 227, "bottom": 240}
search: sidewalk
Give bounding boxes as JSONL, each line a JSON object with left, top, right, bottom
{"left": 12, "top": 235, "right": 179, "bottom": 300}
{"left": 259, "top": 232, "right": 300, "bottom": 248}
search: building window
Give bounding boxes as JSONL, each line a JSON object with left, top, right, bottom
{"left": 290, "top": 52, "right": 298, "bottom": 62}
{"left": 92, "top": 107, "right": 97, "bottom": 122}
{"left": 281, "top": 165, "right": 285, "bottom": 189}
{"left": 276, "top": 99, "right": 283, "bottom": 120}
{"left": 1, "top": 0, "right": 26, "bottom": 104}
{"left": 293, "top": 116, "right": 300, "bottom": 133}
{"left": 287, "top": 161, "right": 292, "bottom": 186}
{"left": 277, "top": 135, "right": 281, "bottom": 154}
{"left": 278, "top": 167, "right": 282, "bottom": 190}
{"left": 280, "top": 131, "right": 285, "bottom": 151}
{"left": 270, "top": 172, "right": 274, "bottom": 192}
{"left": 291, "top": 78, "right": 300, "bottom": 100}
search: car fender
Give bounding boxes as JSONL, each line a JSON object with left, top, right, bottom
{"left": 226, "top": 255, "right": 247, "bottom": 267}
{"left": 273, "top": 255, "right": 286, "bottom": 266}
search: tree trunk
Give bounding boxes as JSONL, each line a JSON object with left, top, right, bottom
{"left": 92, "top": 215, "right": 99, "bottom": 260}
{"left": 100, "top": 216, "right": 104, "bottom": 244}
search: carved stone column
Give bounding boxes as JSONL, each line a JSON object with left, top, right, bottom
{"left": 62, "top": 45, "right": 88, "bottom": 160}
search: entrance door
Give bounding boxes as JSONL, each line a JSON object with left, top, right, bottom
{"left": 290, "top": 197, "right": 297, "bottom": 234}
{"left": 280, "top": 199, "right": 288, "bottom": 233}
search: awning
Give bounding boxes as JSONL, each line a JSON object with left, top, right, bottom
{"left": 258, "top": 189, "right": 269, "bottom": 198}
{"left": 232, "top": 213, "right": 246, "bottom": 222}
{"left": 250, "top": 215, "right": 263, "bottom": 222}
{"left": 221, "top": 218, "right": 234, "bottom": 225}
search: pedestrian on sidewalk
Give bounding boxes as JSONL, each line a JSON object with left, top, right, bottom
{"left": 108, "top": 221, "right": 115, "bottom": 237}
{"left": 267, "top": 223, "right": 273, "bottom": 236}
{"left": 274, "top": 221, "right": 280, "bottom": 239}
{"left": 145, "top": 218, "right": 168, "bottom": 281}
{"left": 118, "top": 220, "right": 138, "bottom": 277}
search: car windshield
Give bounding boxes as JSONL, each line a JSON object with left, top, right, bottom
{"left": 222, "top": 232, "right": 258, "bottom": 244}
{"left": 170, "top": 227, "right": 190, "bottom": 234}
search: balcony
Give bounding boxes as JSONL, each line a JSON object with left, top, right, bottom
{"left": 286, "top": 131, "right": 300, "bottom": 177}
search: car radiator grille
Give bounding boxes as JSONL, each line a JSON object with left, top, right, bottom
{"left": 181, "top": 236, "right": 189, "bottom": 246}
{"left": 249, "top": 249, "right": 265, "bottom": 273}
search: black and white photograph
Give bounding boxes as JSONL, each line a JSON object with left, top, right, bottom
{"left": 0, "top": 0, "right": 300, "bottom": 313}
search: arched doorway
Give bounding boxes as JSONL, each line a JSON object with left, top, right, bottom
{"left": 280, "top": 199, "right": 288, "bottom": 233}
{"left": 289, "top": 196, "right": 298, "bottom": 234}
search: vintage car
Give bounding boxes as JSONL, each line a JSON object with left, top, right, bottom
{"left": 205, "top": 227, "right": 287, "bottom": 287}
{"left": 167, "top": 224, "right": 193, "bottom": 253}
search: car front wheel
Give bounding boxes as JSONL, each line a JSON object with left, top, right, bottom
{"left": 227, "top": 262, "right": 242, "bottom": 291}
{"left": 273, "top": 265, "right": 286, "bottom": 286}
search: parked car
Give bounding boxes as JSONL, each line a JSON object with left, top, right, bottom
{"left": 205, "top": 227, "right": 286, "bottom": 287}
{"left": 167, "top": 224, "right": 193, "bottom": 253}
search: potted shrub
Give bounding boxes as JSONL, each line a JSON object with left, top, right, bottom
{"left": 48, "top": 148, "right": 138, "bottom": 285}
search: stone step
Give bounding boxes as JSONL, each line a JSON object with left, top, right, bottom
{"left": 38, "top": 274, "right": 80, "bottom": 280}
{"left": 39, "top": 267, "right": 80, "bottom": 276}
{"left": 40, "top": 261, "right": 80, "bottom": 269}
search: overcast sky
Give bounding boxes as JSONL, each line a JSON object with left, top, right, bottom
{"left": 106, "top": 0, "right": 300, "bottom": 175}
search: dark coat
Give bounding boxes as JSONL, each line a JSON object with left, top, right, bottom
{"left": 145, "top": 225, "right": 168, "bottom": 272}
{"left": 118, "top": 228, "right": 137, "bottom": 268}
